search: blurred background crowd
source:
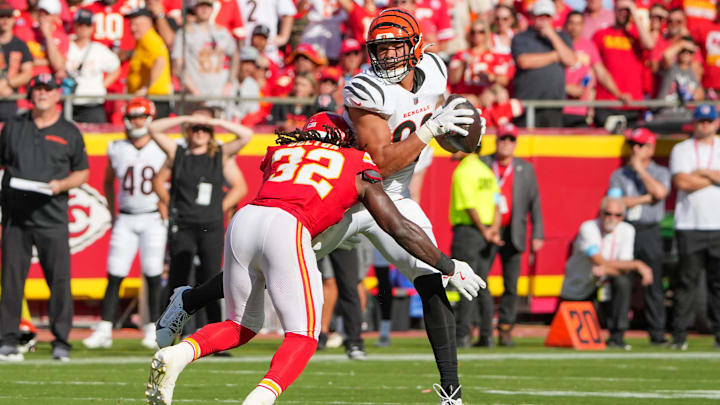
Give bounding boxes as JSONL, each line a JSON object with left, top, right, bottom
{"left": 1, "top": 0, "right": 720, "bottom": 131}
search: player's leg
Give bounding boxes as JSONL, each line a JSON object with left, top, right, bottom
{"left": 243, "top": 211, "right": 323, "bottom": 405}
{"left": 362, "top": 198, "right": 463, "bottom": 402}
{"left": 146, "top": 208, "right": 263, "bottom": 405}
{"left": 138, "top": 213, "right": 168, "bottom": 349}
{"left": 85, "top": 214, "right": 140, "bottom": 349}
{"left": 373, "top": 249, "right": 393, "bottom": 347}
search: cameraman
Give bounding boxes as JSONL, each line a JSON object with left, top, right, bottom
{"left": 0, "top": 1, "right": 33, "bottom": 122}
{"left": 66, "top": 9, "right": 120, "bottom": 123}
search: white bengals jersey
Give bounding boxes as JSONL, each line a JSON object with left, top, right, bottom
{"left": 107, "top": 139, "right": 166, "bottom": 214}
{"left": 342, "top": 52, "right": 448, "bottom": 196}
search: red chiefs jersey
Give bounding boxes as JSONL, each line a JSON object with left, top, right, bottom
{"left": 251, "top": 141, "right": 379, "bottom": 238}
{"left": 82, "top": 0, "right": 137, "bottom": 52}
{"left": 346, "top": 2, "right": 377, "bottom": 42}
{"left": 449, "top": 49, "right": 514, "bottom": 95}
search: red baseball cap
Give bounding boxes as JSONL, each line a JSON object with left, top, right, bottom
{"left": 320, "top": 66, "right": 342, "bottom": 82}
{"left": 340, "top": 38, "right": 362, "bottom": 54}
{"left": 497, "top": 123, "right": 518, "bottom": 138}
{"left": 287, "top": 43, "right": 327, "bottom": 66}
{"left": 628, "top": 128, "right": 656, "bottom": 145}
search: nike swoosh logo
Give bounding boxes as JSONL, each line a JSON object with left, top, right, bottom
{"left": 351, "top": 98, "right": 361, "bottom": 106}
{"left": 460, "top": 273, "right": 466, "bottom": 281}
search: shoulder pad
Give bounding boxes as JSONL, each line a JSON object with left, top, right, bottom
{"left": 343, "top": 74, "right": 390, "bottom": 115}
{"left": 361, "top": 169, "right": 382, "bottom": 184}
{"left": 423, "top": 52, "right": 448, "bottom": 80}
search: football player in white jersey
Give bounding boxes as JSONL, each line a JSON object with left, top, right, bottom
{"left": 84, "top": 98, "right": 168, "bottom": 350}
{"left": 154, "top": 9, "right": 484, "bottom": 404}
{"left": 313, "top": 8, "right": 483, "bottom": 404}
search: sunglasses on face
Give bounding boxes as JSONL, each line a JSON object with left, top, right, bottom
{"left": 498, "top": 135, "right": 517, "bottom": 142}
{"left": 602, "top": 210, "right": 623, "bottom": 218}
{"left": 190, "top": 124, "right": 213, "bottom": 133}
{"left": 470, "top": 29, "right": 486, "bottom": 34}
{"left": 497, "top": 15, "right": 512, "bottom": 21}
{"left": 668, "top": 18, "right": 684, "bottom": 24}
{"left": 650, "top": 14, "right": 666, "bottom": 20}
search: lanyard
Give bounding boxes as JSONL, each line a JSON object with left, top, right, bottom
{"left": 694, "top": 138, "right": 716, "bottom": 170}
{"left": 492, "top": 158, "right": 514, "bottom": 187}
{"left": 600, "top": 227, "right": 617, "bottom": 260}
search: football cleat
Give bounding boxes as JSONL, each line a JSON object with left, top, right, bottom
{"left": 83, "top": 320, "right": 113, "bottom": 349}
{"left": 145, "top": 347, "right": 189, "bottom": 405}
{"left": 156, "top": 286, "right": 193, "bottom": 348}
{"left": 433, "top": 383, "right": 463, "bottom": 405}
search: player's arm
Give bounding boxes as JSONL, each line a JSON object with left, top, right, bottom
{"left": 215, "top": 118, "right": 254, "bottom": 160}
{"left": 357, "top": 172, "right": 453, "bottom": 274}
{"left": 221, "top": 158, "right": 247, "bottom": 212}
{"left": 153, "top": 161, "right": 172, "bottom": 219}
{"left": 349, "top": 107, "right": 427, "bottom": 177}
{"left": 103, "top": 163, "right": 116, "bottom": 223}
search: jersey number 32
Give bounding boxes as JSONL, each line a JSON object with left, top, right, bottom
{"left": 267, "top": 147, "right": 346, "bottom": 199}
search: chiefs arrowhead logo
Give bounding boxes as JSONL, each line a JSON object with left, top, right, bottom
{"left": 67, "top": 184, "right": 112, "bottom": 254}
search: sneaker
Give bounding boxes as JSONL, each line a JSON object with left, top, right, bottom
{"left": 0, "top": 345, "right": 23, "bottom": 362}
{"left": 156, "top": 286, "right": 193, "bottom": 348}
{"left": 606, "top": 338, "right": 632, "bottom": 351}
{"left": 670, "top": 340, "right": 688, "bottom": 351}
{"left": 317, "top": 332, "right": 328, "bottom": 350}
{"left": 52, "top": 346, "right": 70, "bottom": 362}
{"left": 346, "top": 344, "right": 366, "bottom": 360}
{"left": 472, "top": 335, "right": 495, "bottom": 348}
{"left": 145, "top": 347, "right": 190, "bottom": 405}
{"left": 142, "top": 323, "right": 159, "bottom": 350}
{"left": 375, "top": 335, "right": 391, "bottom": 347}
{"left": 432, "top": 383, "right": 463, "bottom": 405}
{"left": 649, "top": 337, "right": 669, "bottom": 347}
{"left": 326, "top": 332, "right": 344, "bottom": 349}
{"left": 83, "top": 320, "right": 113, "bottom": 349}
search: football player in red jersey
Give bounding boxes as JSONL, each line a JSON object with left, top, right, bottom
{"left": 145, "top": 112, "right": 484, "bottom": 405}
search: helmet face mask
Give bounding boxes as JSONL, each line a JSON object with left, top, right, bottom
{"left": 123, "top": 97, "right": 156, "bottom": 139}
{"left": 366, "top": 8, "right": 424, "bottom": 84}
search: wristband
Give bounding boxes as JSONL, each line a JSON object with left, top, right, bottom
{"left": 415, "top": 124, "right": 434, "bottom": 144}
{"left": 434, "top": 253, "right": 455, "bottom": 276}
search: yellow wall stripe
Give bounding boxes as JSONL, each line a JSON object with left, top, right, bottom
{"left": 83, "top": 133, "right": 696, "bottom": 158}
{"left": 295, "top": 222, "right": 316, "bottom": 338}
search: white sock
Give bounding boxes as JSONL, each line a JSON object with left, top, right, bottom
{"left": 172, "top": 341, "right": 196, "bottom": 365}
{"left": 242, "top": 385, "right": 278, "bottom": 405}
{"left": 379, "top": 320, "right": 392, "bottom": 338}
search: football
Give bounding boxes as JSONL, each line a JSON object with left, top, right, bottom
{"left": 434, "top": 94, "right": 484, "bottom": 154}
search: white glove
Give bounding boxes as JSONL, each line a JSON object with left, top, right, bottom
{"left": 445, "top": 259, "right": 487, "bottom": 301}
{"left": 476, "top": 108, "right": 487, "bottom": 144}
{"left": 416, "top": 97, "right": 475, "bottom": 144}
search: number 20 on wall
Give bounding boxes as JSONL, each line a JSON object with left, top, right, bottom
{"left": 267, "top": 147, "right": 345, "bottom": 199}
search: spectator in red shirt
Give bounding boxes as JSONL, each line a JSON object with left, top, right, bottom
{"left": 208, "top": 0, "right": 245, "bottom": 41}
{"left": 449, "top": 20, "right": 513, "bottom": 106}
{"left": 690, "top": 10, "right": 720, "bottom": 97}
{"left": 268, "top": 71, "right": 316, "bottom": 130}
{"left": 392, "top": 0, "right": 454, "bottom": 52}
{"left": 339, "top": 38, "right": 364, "bottom": 81}
{"left": 564, "top": 10, "right": 630, "bottom": 127}
{"left": 592, "top": 0, "right": 655, "bottom": 127}
{"left": 491, "top": 5, "right": 518, "bottom": 55}
{"left": 268, "top": 42, "right": 325, "bottom": 97}
{"left": 683, "top": 0, "right": 717, "bottom": 28}
{"left": 581, "top": 0, "right": 615, "bottom": 39}
{"left": 14, "top": 0, "right": 68, "bottom": 77}
{"left": 338, "top": 0, "right": 377, "bottom": 43}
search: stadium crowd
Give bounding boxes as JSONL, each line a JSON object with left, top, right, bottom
{"left": 0, "top": 0, "right": 718, "bottom": 369}
{"left": 1, "top": 0, "right": 720, "bottom": 128}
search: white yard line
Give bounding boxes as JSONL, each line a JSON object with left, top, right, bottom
{"left": 4, "top": 351, "right": 720, "bottom": 366}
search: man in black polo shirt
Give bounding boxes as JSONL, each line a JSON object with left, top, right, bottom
{"left": 0, "top": 74, "right": 89, "bottom": 362}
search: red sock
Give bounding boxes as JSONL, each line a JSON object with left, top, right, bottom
{"left": 182, "top": 320, "right": 256, "bottom": 360}
{"left": 258, "top": 332, "right": 318, "bottom": 398}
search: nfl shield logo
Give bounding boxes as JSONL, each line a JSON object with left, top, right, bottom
{"left": 413, "top": 98, "right": 419, "bottom": 105}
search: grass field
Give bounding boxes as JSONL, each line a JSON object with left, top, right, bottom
{"left": 1, "top": 336, "right": 719, "bottom": 404}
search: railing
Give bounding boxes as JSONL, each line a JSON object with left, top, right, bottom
{"left": 2, "top": 93, "right": 714, "bottom": 128}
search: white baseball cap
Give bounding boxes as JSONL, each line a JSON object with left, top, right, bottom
{"left": 38, "top": 0, "right": 61, "bottom": 15}
{"left": 532, "top": 0, "right": 556, "bottom": 16}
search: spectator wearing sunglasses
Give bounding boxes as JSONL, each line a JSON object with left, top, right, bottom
{"left": 656, "top": 37, "right": 704, "bottom": 103}
{"left": 560, "top": 195, "right": 653, "bottom": 350}
{"left": 608, "top": 128, "right": 671, "bottom": 345}
{"left": 651, "top": 9, "right": 703, "bottom": 96}
{"left": 149, "top": 107, "right": 253, "bottom": 336}
{"left": 475, "top": 124, "right": 544, "bottom": 347}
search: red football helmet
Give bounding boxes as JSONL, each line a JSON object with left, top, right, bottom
{"left": 123, "top": 97, "right": 156, "bottom": 138}
{"left": 366, "top": 8, "right": 425, "bottom": 83}
{"left": 303, "top": 112, "right": 353, "bottom": 145}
